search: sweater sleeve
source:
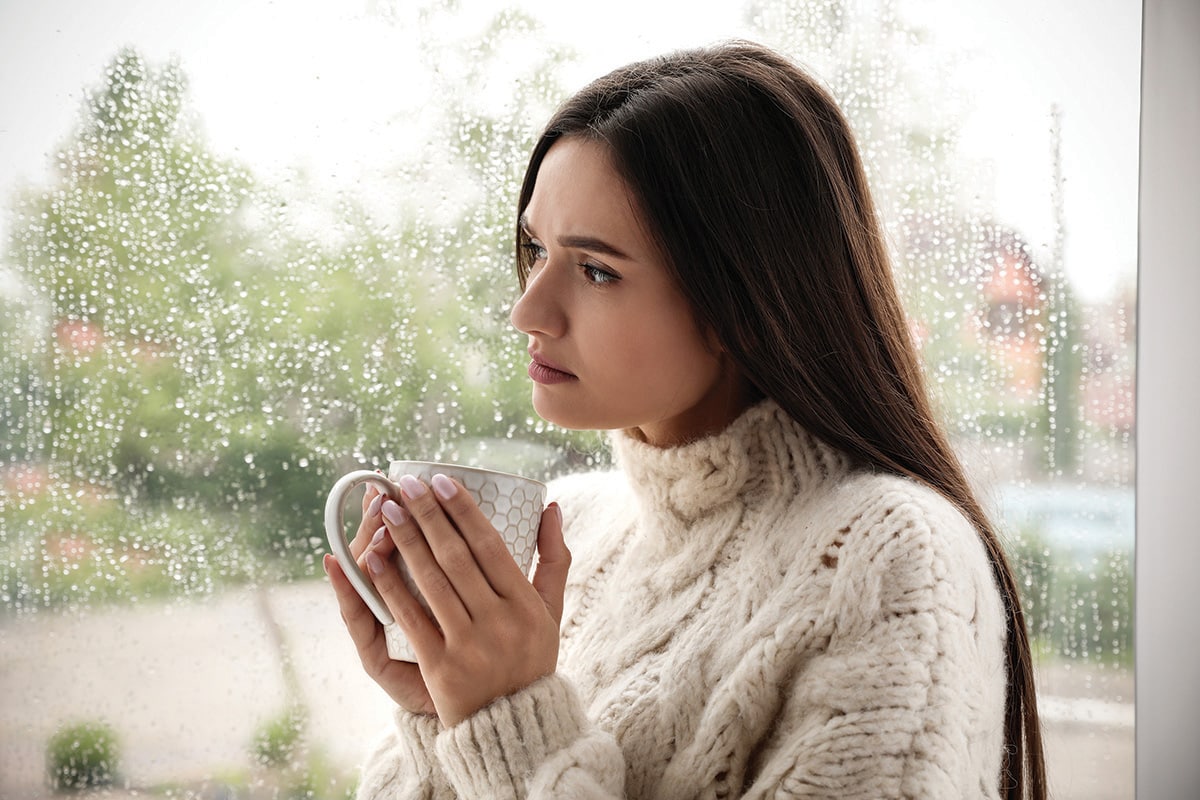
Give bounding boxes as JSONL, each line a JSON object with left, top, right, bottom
{"left": 355, "top": 707, "right": 454, "bottom": 800}
{"left": 746, "top": 492, "right": 1008, "bottom": 799}
{"left": 356, "top": 673, "right": 625, "bottom": 799}
{"left": 436, "top": 673, "right": 625, "bottom": 798}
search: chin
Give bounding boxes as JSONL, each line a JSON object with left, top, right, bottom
{"left": 531, "top": 395, "right": 617, "bottom": 434}
{"left": 531, "top": 396, "right": 579, "bottom": 430}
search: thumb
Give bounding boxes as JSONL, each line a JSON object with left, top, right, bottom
{"left": 531, "top": 502, "right": 571, "bottom": 624}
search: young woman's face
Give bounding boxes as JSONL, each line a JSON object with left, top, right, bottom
{"left": 510, "top": 136, "right": 750, "bottom": 447}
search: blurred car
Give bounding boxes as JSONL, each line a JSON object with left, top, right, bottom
{"left": 988, "top": 482, "right": 1135, "bottom": 565}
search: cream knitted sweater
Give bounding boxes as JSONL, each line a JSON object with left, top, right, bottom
{"left": 356, "top": 400, "right": 1008, "bottom": 799}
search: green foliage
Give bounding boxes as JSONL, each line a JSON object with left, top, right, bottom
{"left": 1005, "top": 529, "right": 1134, "bottom": 666}
{"left": 1, "top": 9, "right": 1121, "bottom": 674}
{"left": 247, "top": 708, "right": 358, "bottom": 800}
{"left": 45, "top": 720, "right": 121, "bottom": 792}
{"left": 1, "top": 23, "right": 582, "bottom": 609}
{"left": 252, "top": 707, "right": 306, "bottom": 769}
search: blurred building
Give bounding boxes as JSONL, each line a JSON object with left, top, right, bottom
{"left": 974, "top": 226, "right": 1047, "bottom": 402}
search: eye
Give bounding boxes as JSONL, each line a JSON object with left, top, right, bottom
{"left": 520, "top": 241, "right": 548, "bottom": 264}
{"left": 581, "top": 263, "right": 620, "bottom": 285}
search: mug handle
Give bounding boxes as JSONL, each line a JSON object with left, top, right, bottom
{"left": 324, "top": 470, "right": 414, "bottom": 660}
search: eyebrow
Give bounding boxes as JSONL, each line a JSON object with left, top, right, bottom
{"left": 519, "top": 214, "right": 633, "bottom": 261}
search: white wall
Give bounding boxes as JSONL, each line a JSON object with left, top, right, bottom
{"left": 1135, "top": 0, "right": 1200, "bottom": 796}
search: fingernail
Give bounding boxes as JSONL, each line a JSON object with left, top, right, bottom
{"left": 398, "top": 474, "right": 426, "bottom": 498}
{"left": 371, "top": 525, "right": 387, "bottom": 546}
{"left": 366, "top": 551, "right": 384, "bottom": 575}
{"left": 366, "top": 493, "right": 383, "bottom": 518}
{"left": 381, "top": 499, "right": 408, "bottom": 526}
{"left": 322, "top": 553, "right": 332, "bottom": 575}
{"left": 549, "top": 501, "right": 562, "bottom": 527}
{"left": 431, "top": 474, "right": 457, "bottom": 499}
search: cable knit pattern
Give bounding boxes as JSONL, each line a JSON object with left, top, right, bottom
{"left": 355, "top": 400, "right": 1008, "bottom": 799}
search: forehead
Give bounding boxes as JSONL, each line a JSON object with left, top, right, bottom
{"left": 524, "top": 137, "right": 644, "bottom": 233}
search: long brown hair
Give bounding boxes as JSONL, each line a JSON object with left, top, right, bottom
{"left": 516, "top": 41, "right": 1046, "bottom": 799}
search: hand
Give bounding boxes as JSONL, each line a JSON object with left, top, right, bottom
{"left": 324, "top": 481, "right": 437, "bottom": 716}
{"left": 366, "top": 473, "right": 569, "bottom": 727}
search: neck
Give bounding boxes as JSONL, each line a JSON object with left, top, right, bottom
{"left": 612, "top": 398, "right": 850, "bottom": 530}
{"left": 627, "top": 369, "right": 761, "bottom": 448}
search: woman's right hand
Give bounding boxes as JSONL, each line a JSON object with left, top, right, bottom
{"left": 325, "top": 481, "right": 438, "bottom": 717}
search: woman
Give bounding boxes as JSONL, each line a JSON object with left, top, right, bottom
{"left": 325, "top": 40, "right": 1047, "bottom": 799}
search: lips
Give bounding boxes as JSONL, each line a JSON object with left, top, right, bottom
{"left": 528, "top": 350, "right": 577, "bottom": 384}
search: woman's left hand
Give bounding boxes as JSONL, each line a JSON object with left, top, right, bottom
{"left": 367, "top": 473, "right": 570, "bottom": 727}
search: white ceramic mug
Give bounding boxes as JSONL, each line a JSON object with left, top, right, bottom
{"left": 324, "top": 460, "right": 547, "bottom": 662}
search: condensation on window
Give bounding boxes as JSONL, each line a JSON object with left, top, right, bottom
{"left": 0, "top": 0, "right": 1136, "bottom": 797}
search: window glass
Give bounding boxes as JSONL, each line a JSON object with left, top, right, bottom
{"left": 0, "top": 0, "right": 1137, "bottom": 797}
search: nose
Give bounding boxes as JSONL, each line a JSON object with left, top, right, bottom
{"left": 510, "top": 263, "right": 565, "bottom": 338}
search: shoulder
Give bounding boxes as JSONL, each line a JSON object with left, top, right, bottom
{"left": 763, "top": 472, "right": 1009, "bottom": 795}
{"left": 787, "top": 470, "right": 1004, "bottom": 635}
{"left": 821, "top": 470, "right": 990, "bottom": 567}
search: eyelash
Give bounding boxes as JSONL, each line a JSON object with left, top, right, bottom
{"left": 520, "top": 241, "right": 620, "bottom": 286}
{"left": 520, "top": 241, "right": 548, "bottom": 264}
{"left": 580, "top": 263, "right": 619, "bottom": 285}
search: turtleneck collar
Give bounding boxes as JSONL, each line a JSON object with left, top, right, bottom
{"left": 610, "top": 399, "right": 850, "bottom": 530}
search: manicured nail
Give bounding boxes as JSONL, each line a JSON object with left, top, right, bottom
{"left": 381, "top": 499, "right": 408, "bottom": 526}
{"left": 322, "top": 553, "right": 333, "bottom": 575}
{"left": 398, "top": 474, "right": 426, "bottom": 498}
{"left": 431, "top": 474, "right": 457, "bottom": 500}
{"left": 366, "top": 493, "right": 383, "bottom": 518}
{"left": 549, "top": 501, "right": 562, "bottom": 527}
{"left": 366, "top": 551, "right": 384, "bottom": 575}
{"left": 371, "top": 525, "right": 387, "bottom": 546}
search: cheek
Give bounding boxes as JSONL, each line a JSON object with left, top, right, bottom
{"left": 617, "top": 320, "right": 720, "bottom": 389}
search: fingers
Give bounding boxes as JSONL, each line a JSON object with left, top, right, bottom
{"left": 378, "top": 490, "right": 473, "bottom": 635}
{"left": 350, "top": 483, "right": 386, "bottom": 559}
{"left": 423, "top": 474, "right": 528, "bottom": 597}
{"left": 361, "top": 472, "right": 549, "bottom": 653}
{"left": 324, "top": 554, "right": 438, "bottom": 715}
{"left": 356, "top": 523, "right": 394, "bottom": 573}
{"left": 531, "top": 502, "right": 571, "bottom": 624}
{"left": 331, "top": 477, "right": 566, "bottom": 726}
{"left": 324, "top": 553, "right": 392, "bottom": 672}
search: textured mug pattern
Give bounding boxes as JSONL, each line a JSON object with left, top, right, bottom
{"left": 391, "top": 461, "right": 544, "bottom": 576}
{"left": 324, "top": 461, "right": 546, "bottom": 662}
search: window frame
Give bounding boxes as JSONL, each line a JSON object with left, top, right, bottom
{"left": 1134, "top": 0, "right": 1200, "bottom": 795}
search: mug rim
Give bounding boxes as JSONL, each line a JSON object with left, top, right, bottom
{"left": 386, "top": 460, "right": 547, "bottom": 491}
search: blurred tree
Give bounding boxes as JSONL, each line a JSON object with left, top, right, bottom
{"left": 1, "top": 49, "right": 300, "bottom": 596}
{"left": 1, "top": 10, "right": 588, "bottom": 605}
{"left": 8, "top": 49, "right": 247, "bottom": 487}
{"left": 0, "top": 48, "right": 411, "bottom": 589}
